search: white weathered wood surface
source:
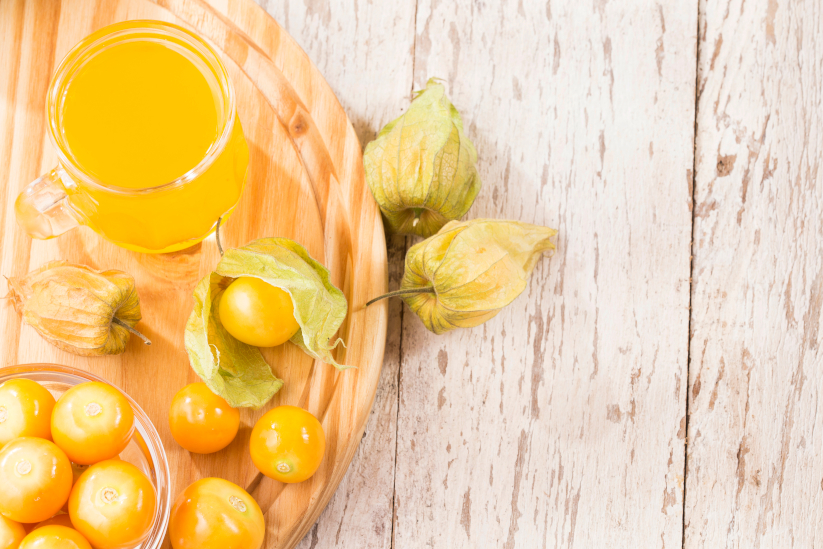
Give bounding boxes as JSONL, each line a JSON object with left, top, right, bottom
{"left": 256, "top": 0, "right": 709, "bottom": 547}
{"left": 395, "top": 0, "right": 696, "bottom": 547}
{"left": 687, "top": 0, "right": 823, "bottom": 547}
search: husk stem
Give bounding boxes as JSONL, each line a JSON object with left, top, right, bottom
{"left": 366, "top": 287, "right": 434, "bottom": 307}
{"left": 412, "top": 208, "right": 424, "bottom": 228}
{"left": 111, "top": 317, "right": 151, "bottom": 346}
{"left": 215, "top": 216, "right": 224, "bottom": 256}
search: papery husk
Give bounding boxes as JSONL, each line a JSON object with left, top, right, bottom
{"left": 7, "top": 260, "right": 145, "bottom": 356}
{"left": 214, "top": 239, "right": 349, "bottom": 368}
{"left": 385, "top": 219, "right": 557, "bottom": 334}
{"left": 364, "top": 78, "right": 481, "bottom": 237}
{"left": 185, "top": 273, "right": 284, "bottom": 409}
{"left": 184, "top": 238, "right": 349, "bottom": 408}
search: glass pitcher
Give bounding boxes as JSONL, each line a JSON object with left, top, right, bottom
{"left": 15, "top": 21, "right": 249, "bottom": 254}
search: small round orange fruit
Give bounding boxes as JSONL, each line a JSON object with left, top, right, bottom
{"left": 0, "top": 437, "right": 72, "bottom": 523}
{"left": 219, "top": 277, "right": 300, "bottom": 347}
{"left": 169, "top": 478, "right": 264, "bottom": 549}
{"left": 68, "top": 460, "right": 156, "bottom": 549}
{"left": 0, "top": 515, "right": 25, "bottom": 549}
{"left": 51, "top": 382, "right": 134, "bottom": 465}
{"left": 0, "top": 379, "right": 56, "bottom": 446}
{"left": 169, "top": 383, "right": 240, "bottom": 454}
{"left": 19, "top": 525, "right": 91, "bottom": 549}
{"left": 249, "top": 405, "right": 325, "bottom": 483}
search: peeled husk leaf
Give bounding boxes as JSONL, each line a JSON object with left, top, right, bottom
{"left": 387, "top": 219, "right": 557, "bottom": 334}
{"left": 364, "top": 78, "right": 481, "bottom": 237}
{"left": 6, "top": 260, "right": 145, "bottom": 356}
{"left": 184, "top": 238, "right": 349, "bottom": 408}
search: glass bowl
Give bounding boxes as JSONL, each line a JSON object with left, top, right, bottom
{"left": 0, "top": 363, "right": 170, "bottom": 549}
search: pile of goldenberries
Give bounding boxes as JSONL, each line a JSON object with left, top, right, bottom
{"left": 0, "top": 377, "right": 328, "bottom": 549}
{"left": 0, "top": 379, "right": 153, "bottom": 549}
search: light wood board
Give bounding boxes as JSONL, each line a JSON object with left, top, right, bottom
{"left": 0, "top": 1, "right": 388, "bottom": 548}
{"left": 263, "top": 0, "right": 823, "bottom": 547}
{"left": 394, "top": 1, "right": 696, "bottom": 547}
{"left": 687, "top": 0, "right": 823, "bottom": 546}
{"left": 260, "top": 0, "right": 698, "bottom": 547}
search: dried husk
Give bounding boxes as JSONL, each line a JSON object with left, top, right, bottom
{"left": 7, "top": 260, "right": 145, "bottom": 356}
{"left": 184, "top": 238, "right": 349, "bottom": 408}
{"left": 364, "top": 78, "right": 481, "bottom": 237}
{"left": 381, "top": 219, "right": 557, "bottom": 334}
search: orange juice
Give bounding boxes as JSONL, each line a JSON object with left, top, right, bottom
{"left": 63, "top": 41, "right": 219, "bottom": 189}
{"left": 53, "top": 26, "right": 248, "bottom": 253}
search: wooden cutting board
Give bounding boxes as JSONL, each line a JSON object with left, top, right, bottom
{"left": 0, "top": 1, "right": 388, "bottom": 547}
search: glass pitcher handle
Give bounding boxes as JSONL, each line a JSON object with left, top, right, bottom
{"left": 15, "top": 167, "right": 82, "bottom": 240}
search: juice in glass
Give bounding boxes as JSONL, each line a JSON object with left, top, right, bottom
{"left": 15, "top": 21, "right": 249, "bottom": 253}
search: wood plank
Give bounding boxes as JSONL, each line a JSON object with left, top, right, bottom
{"left": 392, "top": 0, "right": 696, "bottom": 547}
{"left": 254, "top": 2, "right": 417, "bottom": 547}
{"left": 686, "top": 0, "right": 823, "bottom": 546}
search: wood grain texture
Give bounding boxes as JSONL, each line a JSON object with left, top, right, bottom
{"left": 687, "top": 0, "right": 823, "bottom": 546}
{"left": 0, "top": 1, "right": 387, "bottom": 548}
{"left": 255, "top": 1, "right": 418, "bottom": 547}
{"left": 391, "top": 0, "right": 696, "bottom": 547}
